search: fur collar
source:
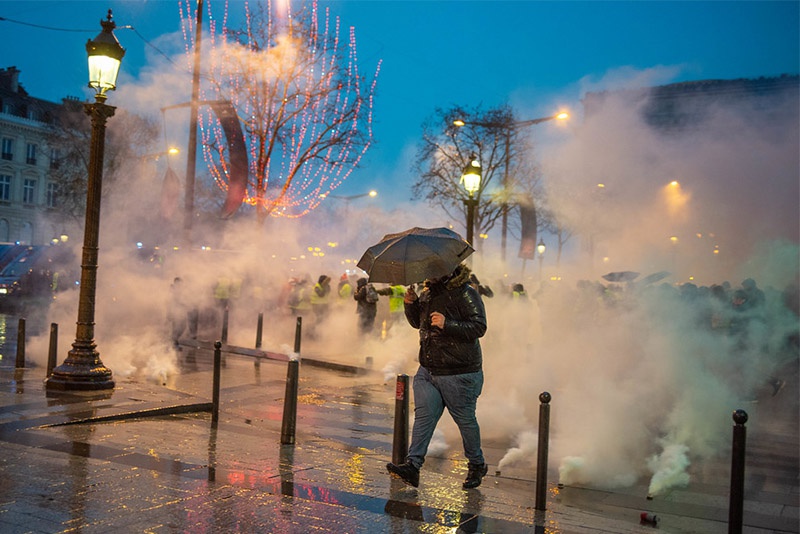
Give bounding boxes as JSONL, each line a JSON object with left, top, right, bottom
{"left": 425, "top": 264, "right": 472, "bottom": 290}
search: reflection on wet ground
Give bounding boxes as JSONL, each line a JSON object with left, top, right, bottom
{"left": 0, "top": 356, "right": 537, "bottom": 532}
{"left": 0, "top": 311, "right": 797, "bottom": 533}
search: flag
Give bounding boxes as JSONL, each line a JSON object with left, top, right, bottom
{"left": 518, "top": 202, "right": 537, "bottom": 260}
{"left": 209, "top": 100, "right": 248, "bottom": 218}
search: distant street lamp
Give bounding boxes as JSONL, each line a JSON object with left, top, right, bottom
{"left": 46, "top": 10, "right": 125, "bottom": 393}
{"left": 454, "top": 112, "right": 568, "bottom": 263}
{"left": 140, "top": 147, "right": 180, "bottom": 162}
{"left": 461, "top": 156, "right": 481, "bottom": 246}
{"left": 537, "top": 239, "right": 546, "bottom": 282}
{"left": 322, "top": 189, "right": 377, "bottom": 218}
{"left": 324, "top": 189, "right": 378, "bottom": 202}
{"left": 321, "top": 190, "right": 378, "bottom": 245}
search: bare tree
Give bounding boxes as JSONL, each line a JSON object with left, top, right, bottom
{"left": 538, "top": 202, "right": 575, "bottom": 268}
{"left": 413, "top": 105, "right": 542, "bottom": 249}
{"left": 191, "top": 0, "right": 380, "bottom": 223}
{"left": 47, "top": 100, "right": 159, "bottom": 224}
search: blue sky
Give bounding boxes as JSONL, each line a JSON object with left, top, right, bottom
{"left": 1, "top": 0, "right": 798, "bottom": 202}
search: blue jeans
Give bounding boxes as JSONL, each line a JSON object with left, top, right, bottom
{"left": 406, "top": 366, "right": 485, "bottom": 469}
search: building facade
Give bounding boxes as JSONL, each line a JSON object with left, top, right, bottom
{"left": 583, "top": 74, "right": 799, "bottom": 133}
{"left": 0, "top": 66, "right": 70, "bottom": 246}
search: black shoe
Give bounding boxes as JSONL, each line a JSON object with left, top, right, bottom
{"left": 386, "top": 462, "right": 419, "bottom": 488}
{"left": 463, "top": 463, "right": 488, "bottom": 489}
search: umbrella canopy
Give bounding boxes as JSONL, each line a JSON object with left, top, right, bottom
{"left": 638, "top": 271, "right": 671, "bottom": 286}
{"left": 356, "top": 227, "right": 474, "bottom": 285}
{"left": 602, "top": 271, "right": 640, "bottom": 283}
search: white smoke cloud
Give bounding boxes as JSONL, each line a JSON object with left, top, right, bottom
{"left": 26, "top": 45, "right": 796, "bottom": 504}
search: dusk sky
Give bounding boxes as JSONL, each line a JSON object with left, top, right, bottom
{"left": 1, "top": 0, "right": 798, "bottom": 203}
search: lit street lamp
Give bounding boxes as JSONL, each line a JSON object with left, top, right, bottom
{"left": 323, "top": 189, "right": 378, "bottom": 203}
{"left": 461, "top": 156, "right": 481, "bottom": 246}
{"left": 321, "top": 190, "right": 378, "bottom": 246}
{"left": 321, "top": 189, "right": 377, "bottom": 217}
{"left": 46, "top": 10, "right": 125, "bottom": 392}
{"left": 139, "top": 147, "right": 180, "bottom": 162}
{"left": 537, "top": 239, "right": 546, "bottom": 282}
{"left": 454, "top": 111, "right": 568, "bottom": 263}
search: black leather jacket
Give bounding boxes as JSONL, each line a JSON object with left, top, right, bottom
{"left": 404, "top": 265, "right": 487, "bottom": 375}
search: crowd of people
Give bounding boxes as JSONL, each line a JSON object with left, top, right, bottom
{"left": 527, "top": 276, "right": 797, "bottom": 399}
{"left": 167, "top": 268, "right": 798, "bottom": 394}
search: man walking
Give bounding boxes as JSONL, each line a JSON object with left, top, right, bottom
{"left": 387, "top": 263, "right": 488, "bottom": 489}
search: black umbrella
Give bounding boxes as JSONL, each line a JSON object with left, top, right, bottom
{"left": 356, "top": 227, "right": 474, "bottom": 285}
{"left": 602, "top": 271, "right": 640, "bottom": 283}
{"left": 638, "top": 271, "right": 671, "bottom": 286}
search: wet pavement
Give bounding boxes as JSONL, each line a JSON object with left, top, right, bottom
{"left": 0, "top": 315, "right": 797, "bottom": 533}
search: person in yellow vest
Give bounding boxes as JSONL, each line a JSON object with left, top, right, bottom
{"left": 310, "top": 275, "right": 332, "bottom": 336}
{"left": 378, "top": 284, "right": 406, "bottom": 329}
{"left": 512, "top": 283, "right": 527, "bottom": 300}
{"left": 214, "top": 276, "right": 231, "bottom": 310}
{"left": 337, "top": 273, "right": 353, "bottom": 303}
{"left": 289, "top": 278, "right": 312, "bottom": 316}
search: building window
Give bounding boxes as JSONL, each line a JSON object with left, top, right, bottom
{"left": 26, "top": 143, "right": 37, "bottom": 165}
{"left": 46, "top": 182, "right": 58, "bottom": 208}
{"left": 50, "top": 148, "right": 61, "bottom": 170}
{"left": 1, "top": 138, "right": 12, "bottom": 161}
{"left": 19, "top": 221, "right": 33, "bottom": 245}
{"left": 23, "top": 178, "right": 36, "bottom": 204}
{"left": 0, "top": 174, "right": 10, "bottom": 201}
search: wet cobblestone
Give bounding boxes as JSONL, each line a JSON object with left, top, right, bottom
{"left": 0, "top": 340, "right": 797, "bottom": 533}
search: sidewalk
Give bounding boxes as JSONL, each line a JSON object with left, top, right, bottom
{"left": 0, "top": 341, "right": 797, "bottom": 533}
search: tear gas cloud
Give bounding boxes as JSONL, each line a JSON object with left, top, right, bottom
{"left": 28, "top": 57, "right": 798, "bottom": 500}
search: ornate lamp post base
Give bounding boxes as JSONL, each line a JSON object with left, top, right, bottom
{"left": 45, "top": 342, "right": 114, "bottom": 391}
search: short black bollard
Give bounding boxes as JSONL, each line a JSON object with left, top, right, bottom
{"left": 293, "top": 316, "right": 302, "bottom": 354}
{"left": 46, "top": 323, "right": 58, "bottom": 377}
{"left": 255, "top": 312, "right": 264, "bottom": 348}
{"left": 254, "top": 312, "right": 264, "bottom": 369}
{"left": 728, "top": 409, "right": 748, "bottom": 534}
{"left": 281, "top": 359, "right": 300, "bottom": 445}
{"left": 221, "top": 307, "right": 229, "bottom": 344}
{"left": 15, "top": 318, "right": 25, "bottom": 368}
{"left": 212, "top": 341, "right": 222, "bottom": 426}
{"left": 392, "top": 374, "right": 410, "bottom": 465}
{"left": 535, "top": 391, "right": 552, "bottom": 511}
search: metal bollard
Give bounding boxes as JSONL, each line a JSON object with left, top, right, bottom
{"left": 15, "top": 318, "right": 25, "bottom": 368}
{"left": 728, "top": 409, "right": 748, "bottom": 534}
{"left": 392, "top": 374, "right": 410, "bottom": 465}
{"left": 221, "top": 307, "right": 229, "bottom": 344}
{"left": 212, "top": 341, "right": 222, "bottom": 426}
{"left": 281, "top": 359, "right": 300, "bottom": 445}
{"left": 255, "top": 312, "right": 264, "bottom": 348}
{"left": 46, "top": 323, "right": 58, "bottom": 377}
{"left": 535, "top": 391, "right": 552, "bottom": 511}
{"left": 293, "top": 316, "right": 302, "bottom": 354}
{"left": 254, "top": 312, "right": 264, "bottom": 369}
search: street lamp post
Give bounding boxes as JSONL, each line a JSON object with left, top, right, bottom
{"left": 322, "top": 189, "right": 377, "bottom": 219}
{"left": 537, "top": 239, "right": 546, "bottom": 282}
{"left": 461, "top": 157, "right": 481, "bottom": 246}
{"left": 454, "top": 112, "right": 568, "bottom": 263}
{"left": 322, "top": 190, "right": 377, "bottom": 247}
{"left": 46, "top": 10, "right": 124, "bottom": 392}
